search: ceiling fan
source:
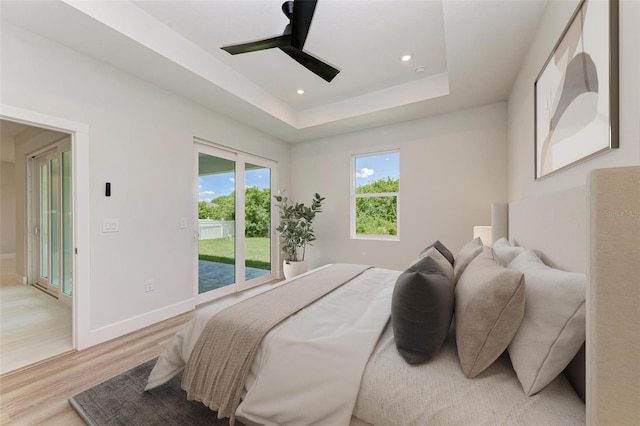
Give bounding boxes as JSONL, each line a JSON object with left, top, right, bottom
{"left": 221, "top": 0, "right": 340, "bottom": 82}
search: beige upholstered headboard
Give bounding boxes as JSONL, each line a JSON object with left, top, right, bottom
{"left": 505, "top": 166, "right": 640, "bottom": 426}
{"left": 507, "top": 185, "right": 588, "bottom": 402}
{"left": 588, "top": 166, "right": 640, "bottom": 426}
{"left": 508, "top": 186, "right": 587, "bottom": 274}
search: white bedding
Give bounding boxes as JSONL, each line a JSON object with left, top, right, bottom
{"left": 237, "top": 267, "right": 398, "bottom": 425}
{"left": 354, "top": 324, "right": 586, "bottom": 425}
{"left": 148, "top": 265, "right": 585, "bottom": 426}
{"left": 146, "top": 265, "right": 333, "bottom": 390}
{"left": 146, "top": 266, "right": 400, "bottom": 425}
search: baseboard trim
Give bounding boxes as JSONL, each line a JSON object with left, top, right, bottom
{"left": 79, "top": 299, "right": 195, "bottom": 349}
{"left": 10, "top": 274, "right": 24, "bottom": 284}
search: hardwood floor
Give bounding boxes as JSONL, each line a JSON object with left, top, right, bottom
{"left": 0, "top": 252, "right": 283, "bottom": 426}
{"left": 0, "top": 268, "right": 283, "bottom": 425}
{"left": 0, "top": 258, "right": 73, "bottom": 374}
{"left": 0, "top": 309, "right": 196, "bottom": 425}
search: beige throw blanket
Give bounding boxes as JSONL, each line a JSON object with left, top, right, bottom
{"left": 181, "top": 263, "right": 371, "bottom": 424}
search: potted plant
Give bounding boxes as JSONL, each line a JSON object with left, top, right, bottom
{"left": 273, "top": 192, "right": 325, "bottom": 279}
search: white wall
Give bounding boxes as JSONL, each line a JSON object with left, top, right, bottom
{"left": 1, "top": 161, "right": 16, "bottom": 256}
{"left": 0, "top": 22, "right": 290, "bottom": 345}
{"left": 291, "top": 102, "right": 508, "bottom": 271}
{"left": 0, "top": 134, "right": 16, "bottom": 257}
{"left": 507, "top": 0, "right": 640, "bottom": 200}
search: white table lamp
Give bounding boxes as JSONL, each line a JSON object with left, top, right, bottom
{"left": 473, "top": 226, "right": 492, "bottom": 246}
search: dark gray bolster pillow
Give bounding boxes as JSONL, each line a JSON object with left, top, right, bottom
{"left": 419, "top": 240, "right": 454, "bottom": 265}
{"left": 392, "top": 256, "right": 454, "bottom": 364}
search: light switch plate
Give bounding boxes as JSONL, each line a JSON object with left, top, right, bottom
{"left": 179, "top": 217, "right": 187, "bottom": 229}
{"left": 103, "top": 219, "right": 119, "bottom": 233}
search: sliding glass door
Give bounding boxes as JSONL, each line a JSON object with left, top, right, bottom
{"left": 244, "top": 162, "right": 272, "bottom": 283}
{"left": 31, "top": 140, "right": 72, "bottom": 304}
{"left": 195, "top": 142, "right": 276, "bottom": 303}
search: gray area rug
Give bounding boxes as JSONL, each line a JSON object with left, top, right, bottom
{"left": 69, "top": 358, "right": 243, "bottom": 425}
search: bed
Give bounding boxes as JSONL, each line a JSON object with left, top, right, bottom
{"left": 145, "top": 166, "right": 639, "bottom": 426}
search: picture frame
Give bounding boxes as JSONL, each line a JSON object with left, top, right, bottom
{"left": 534, "top": 0, "right": 619, "bottom": 180}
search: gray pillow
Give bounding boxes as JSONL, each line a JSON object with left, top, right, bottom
{"left": 453, "top": 237, "right": 484, "bottom": 284}
{"left": 507, "top": 250, "right": 586, "bottom": 396}
{"left": 419, "top": 240, "right": 454, "bottom": 265}
{"left": 492, "top": 237, "right": 526, "bottom": 267}
{"left": 410, "top": 247, "right": 454, "bottom": 284}
{"left": 392, "top": 256, "right": 454, "bottom": 364}
{"left": 455, "top": 248, "right": 525, "bottom": 378}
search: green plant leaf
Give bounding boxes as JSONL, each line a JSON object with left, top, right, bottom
{"left": 273, "top": 191, "right": 325, "bottom": 261}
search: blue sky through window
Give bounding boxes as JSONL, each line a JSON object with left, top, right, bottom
{"left": 199, "top": 168, "right": 270, "bottom": 202}
{"left": 355, "top": 152, "right": 399, "bottom": 188}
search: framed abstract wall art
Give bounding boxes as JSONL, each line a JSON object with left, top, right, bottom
{"left": 534, "top": 0, "right": 619, "bottom": 179}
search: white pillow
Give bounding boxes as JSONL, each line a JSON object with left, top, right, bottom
{"left": 492, "top": 237, "right": 526, "bottom": 267}
{"left": 507, "top": 250, "right": 586, "bottom": 396}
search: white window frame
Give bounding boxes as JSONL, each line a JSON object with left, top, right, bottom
{"left": 194, "top": 139, "right": 278, "bottom": 306}
{"left": 350, "top": 149, "right": 400, "bottom": 241}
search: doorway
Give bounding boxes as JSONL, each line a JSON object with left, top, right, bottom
{"left": 1, "top": 106, "right": 92, "bottom": 352}
{"left": 195, "top": 140, "right": 277, "bottom": 304}
{"left": 0, "top": 119, "right": 74, "bottom": 373}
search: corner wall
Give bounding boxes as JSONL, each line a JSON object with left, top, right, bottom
{"left": 507, "top": 0, "right": 640, "bottom": 200}
{"left": 291, "top": 102, "right": 508, "bottom": 271}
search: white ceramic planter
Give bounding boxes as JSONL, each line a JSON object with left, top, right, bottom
{"left": 283, "top": 260, "right": 308, "bottom": 280}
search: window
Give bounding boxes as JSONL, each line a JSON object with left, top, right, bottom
{"left": 351, "top": 150, "right": 400, "bottom": 239}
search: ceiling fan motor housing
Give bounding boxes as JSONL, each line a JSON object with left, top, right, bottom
{"left": 221, "top": 0, "right": 340, "bottom": 82}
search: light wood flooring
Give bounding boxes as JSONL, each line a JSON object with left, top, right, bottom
{"left": 0, "top": 255, "right": 191, "bottom": 424}
{"left": 0, "top": 308, "right": 196, "bottom": 425}
{"left": 0, "top": 258, "right": 73, "bottom": 374}
{"left": 0, "top": 266, "right": 283, "bottom": 426}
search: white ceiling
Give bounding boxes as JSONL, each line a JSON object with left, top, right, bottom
{"left": 0, "top": 0, "right": 547, "bottom": 142}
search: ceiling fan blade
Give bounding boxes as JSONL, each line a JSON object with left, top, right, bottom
{"left": 222, "top": 35, "right": 291, "bottom": 55}
{"left": 291, "top": 0, "right": 317, "bottom": 50}
{"left": 280, "top": 46, "right": 340, "bottom": 82}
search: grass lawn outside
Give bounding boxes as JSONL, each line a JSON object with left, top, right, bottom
{"left": 199, "top": 237, "right": 271, "bottom": 270}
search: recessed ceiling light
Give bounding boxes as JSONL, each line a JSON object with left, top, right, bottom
{"left": 297, "top": 89, "right": 305, "bottom": 95}
{"left": 400, "top": 52, "right": 413, "bottom": 62}
{"left": 414, "top": 66, "right": 426, "bottom": 74}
